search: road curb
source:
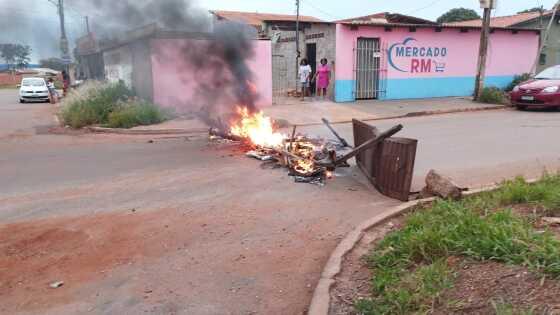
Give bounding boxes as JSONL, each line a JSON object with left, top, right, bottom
{"left": 87, "top": 126, "right": 208, "bottom": 135}
{"left": 307, "top": 177, "right": 537, "bottom": 315}
{"left": 293, "top": 105, "right": 505, "bottom": 127}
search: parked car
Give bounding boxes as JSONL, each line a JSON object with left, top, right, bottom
{"left": 18, "top": 77, "right": 50, "bottom": 103}
{"left": 510, "top": 65, "right": 560, "bottom": 110}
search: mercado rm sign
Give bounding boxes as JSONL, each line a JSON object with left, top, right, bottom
{"left": 387, "top": 37, "right": 447, "bottom": 74}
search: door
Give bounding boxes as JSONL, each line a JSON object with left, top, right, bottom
{"left": 355, "top": 38, "right": 381, "bottom": 99}
{"left": 306, "top": 43, "right": 317, "bottom": 95}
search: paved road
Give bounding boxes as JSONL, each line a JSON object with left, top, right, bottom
{"left": 1, "top": 88, "right": 560, "bottom": 315}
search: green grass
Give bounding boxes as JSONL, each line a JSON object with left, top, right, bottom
{"left": 479, "top": 86, "right": 508, "bottom": 104}
{"left": 491, "top": 299, "right": 536, "bottom": 315}
{"left": 357, "top": 175, "right": 560, "bottom": 314}
{"left": 106, "top": 100, "right": 170, "bottom": 129}
{"left": 60, "top": 81, "right": 170, "bottom": 129}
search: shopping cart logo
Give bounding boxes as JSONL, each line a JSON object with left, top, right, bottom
{"left": 433, "top": 61, "right": 446, "bottom": 72}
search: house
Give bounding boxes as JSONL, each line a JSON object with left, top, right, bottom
{"left": 334, "top": 16, "right": 540, "bottom": 101}
{"left": 75, "top": 33, "right": 105, "bottom": 80}
{"left": 95, "top": 24, "right": 272, "bottom": 111}
{"left": 449, "top": 10, "right": 556, "bottom": 72}
{"left": 210, "top": 10, "right": 334, "bottom": 102}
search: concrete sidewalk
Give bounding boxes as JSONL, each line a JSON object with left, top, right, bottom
{"left": 263, "top": 97, "right": 504, "bottom": 126}
{"left": 88, "top": 97, "right": 504, "bottom": 135}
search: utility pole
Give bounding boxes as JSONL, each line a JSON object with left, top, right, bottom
{"left": 56, "top": 0, "right": 71, "bottom": 65}
{"left": 474, "top": 0, "right": 495, "bottom": 101}
{"left": 295, "top": 0, "right": 300, "bottom": 91}
{"left": 85, "top": 16, "right": 91, "bottom": 34}
{"left": 532, "top": 1, "right": 560, "bottom": 74}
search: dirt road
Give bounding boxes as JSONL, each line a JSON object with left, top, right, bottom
{"left": 1, "top": 89, "right": 560, "bottom": 314}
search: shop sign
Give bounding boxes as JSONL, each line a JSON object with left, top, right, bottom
{"left": 387, "top": 37, "right": 447, "bottom": 73}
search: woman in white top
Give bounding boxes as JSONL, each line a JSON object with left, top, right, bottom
{"left": 299, "top": 58, "right": 312, "bottom": 101}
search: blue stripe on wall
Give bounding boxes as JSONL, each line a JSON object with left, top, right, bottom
{"left": 335, "top": 80, "right": 355, "bottom": 102}
{"left": 334, "top": 75, "right": 514, "bottom": 102}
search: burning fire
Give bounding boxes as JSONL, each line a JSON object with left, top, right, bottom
{"left": 230, "top": 107, "right": 285, "bottom": 148}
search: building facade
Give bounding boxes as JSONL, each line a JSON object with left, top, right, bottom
{"left": 99, "top": 26, "right": 273, "bottom": 111}
{"left": 335, "top": 23, "right": 540, "bottom": 102}
{"left": 211, "top": 11, "right": 336, "bottom": 102}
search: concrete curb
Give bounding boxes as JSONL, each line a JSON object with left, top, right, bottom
{"left": 307, "top": 177, "right": 538, "bottom": 315}
{"left": 294, "top": 105, "right": 505, "bottom": 127}
{"left": 87, "top": 126, "right": 208, "bottom": 135}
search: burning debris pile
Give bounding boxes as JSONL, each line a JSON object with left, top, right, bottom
{"left": 210, "top": 107, "right": 403, "bottom": 186}
{"left": 209, "top": 107, "right": 349, "bottom": 185}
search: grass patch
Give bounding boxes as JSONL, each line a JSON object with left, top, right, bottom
{"left": 491, "top": 299, "right": 536, "bottom": 315}
{"left": 60, "top": 81, "right": 170, "bottom": 129}
{"left": 357, "top": 175, "right": 560, "bottom": 314}
{"left": 478, "top": 86, "right": 508, "bottom": 104}
{"left": 0, "top": 84, "right": 18, "bottom": 89}
{"left": 106, "top": 100, "right": 170, "bottom": 129}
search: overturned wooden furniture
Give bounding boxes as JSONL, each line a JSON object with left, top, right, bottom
{"left": 352, "top": 119, "right": 418, "bottom": 201}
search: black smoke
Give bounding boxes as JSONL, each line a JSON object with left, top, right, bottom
{"left": 69, "top": 0, "right": 259, "bottom": 128}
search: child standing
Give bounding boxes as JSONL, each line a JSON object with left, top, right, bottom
{"left": 298, "top": 58, "right": 312, "bottom": 101}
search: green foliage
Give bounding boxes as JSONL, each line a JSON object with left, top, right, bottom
{"left": 505, "top": 73, "right": 532, "bottom": 92}
{"left": 517, "top": 7, "right": 544, "bottom": 14}
{"left": 39, "top": 57, "right": 67, "bottom": 72}
{"left": 357, "top": 175, "right": 560, "bottom": 314}
{"left": 492, "top": 299, "right": 536, "bottom": 315}
{"left": 0, "top": 43, "right": 31, "bottom": 70}
{"left": 479, "top": 86, "right": 507, "bottom": 104}
{"left": 107, "top": 100, "right": 170, "bottom": 129}
{"left": 436, "top": 8, "right": 481, "bottom": 24}
{"left": 61, "top": 81, "right": 135, "bottom": 128}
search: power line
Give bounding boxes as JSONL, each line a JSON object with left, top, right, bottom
{"left": 407, "top": 0, "right": 444, "bottom": 16}
{"left": 301, "top": 0, "right": 342, "bottom": 21}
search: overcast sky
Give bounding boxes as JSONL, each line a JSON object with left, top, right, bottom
{"left": 0, "top": 0, "right": 556, "bottom": 62}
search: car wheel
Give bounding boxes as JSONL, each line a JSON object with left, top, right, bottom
{"left": 19, "top": 99, "right": 25, "bottom": 103}
{"left": 516, "top": 105, "right": 527, "bottom": 111}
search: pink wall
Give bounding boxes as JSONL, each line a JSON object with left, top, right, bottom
{"left": 151, "top": 38, "right": 272, "bottom": 112}
{"left": 335, "top": 24, "right": 540, "bottom": 81}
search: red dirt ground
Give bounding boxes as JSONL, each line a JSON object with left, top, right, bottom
{"left": 0, "top": 208, "right": 187, "bottom": 313}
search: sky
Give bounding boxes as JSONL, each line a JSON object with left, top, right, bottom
{"left": 0, "top": 0, "right": 557, "bottom": 62}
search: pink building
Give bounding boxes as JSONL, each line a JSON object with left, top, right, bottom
{"left": 101, "top": 26, "right": 273, "bottom": 112}
{"left": 334, "top": 16, "right": 540, "bottom": 101}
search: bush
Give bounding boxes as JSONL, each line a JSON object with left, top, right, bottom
{"left": 505, "top": 73, "right": 532, "bottom": 92}
{"left": 478, "top": 86, "right": 507, "bottom": 104}
{"left": 107, "top": 100, "right": 170, "bottom": 129}
{"left": 60, "top": 81, "right": 168, "bottom": 129}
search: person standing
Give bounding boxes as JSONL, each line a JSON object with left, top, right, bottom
{"left": 313, "top": 58, "right": 331, "bottom": 100}
{"left": 298, "top": 58, "right": 312, "bottom": 101}
{"left": 61, "top": 70, "right": 70, "bottom": 97}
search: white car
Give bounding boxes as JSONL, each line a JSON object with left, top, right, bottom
{"left": 19, "top": 77, "right": 50, "bottom": 103}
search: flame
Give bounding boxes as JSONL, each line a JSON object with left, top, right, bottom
{"left": 294, "top": 159, "right": 315, "bottom": 175}
{"left": 230, "top": 107, "right": 285, "bottom": 148}
{"left": 291, "top": 139, "right": 317, "bottom": 175}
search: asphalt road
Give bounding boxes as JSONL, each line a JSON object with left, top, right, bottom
{"left": 1, "top": 88, "right": 560, "bottom": 315}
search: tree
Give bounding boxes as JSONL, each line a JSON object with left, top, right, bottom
{"left": 518, "top": 7, "right": 544, "bottom": 14}
{"left": 0, "top": 43, "right": 31, "bottom": 70}
{"left": 39, "top": 57, "right": 66, "bottom": 71}
{"left": 15, "top": 45, "right": 31, "bottom": 69}
{"left": 436, "top": 8, "right": 481, "bottom": 24}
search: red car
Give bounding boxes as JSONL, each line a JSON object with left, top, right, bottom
{"left": 510, "top": 65, "right": 560, "bottom": 110}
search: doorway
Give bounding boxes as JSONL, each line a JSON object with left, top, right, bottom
{"left": 355, "top": 38, "right": 381, "bottom": 99}
{"left": 306, "top": 43, "right": 317, "bottom": 95}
